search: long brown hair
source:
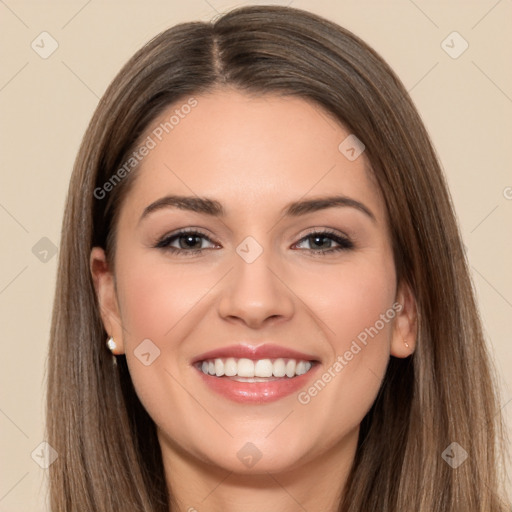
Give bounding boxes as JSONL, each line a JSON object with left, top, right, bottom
{"left": 46, "top": 5, "right": 510, "bottom": 511}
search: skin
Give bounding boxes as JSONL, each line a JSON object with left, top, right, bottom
{"left": 90, "top": 88, "right": 417, "bottom": 512}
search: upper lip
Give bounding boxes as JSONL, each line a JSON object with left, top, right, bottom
{"left": 192, "top": 344, "right": 319, "bottom": 364}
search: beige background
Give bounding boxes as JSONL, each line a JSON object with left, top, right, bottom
{"left": 0, "top": 0, "right": 511, "bottom": 510}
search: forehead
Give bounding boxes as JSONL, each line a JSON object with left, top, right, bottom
{"left": 118, "top": 88, "right": 386, "bottom": 226}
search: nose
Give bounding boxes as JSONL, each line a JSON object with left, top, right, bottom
{"left": 217, "top": 245, "right": 295, "bottom": 329}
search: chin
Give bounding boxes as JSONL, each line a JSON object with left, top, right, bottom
{"left": 202, "top": 445, "right": 307, "bottom": 475}
{"left": 186, "top": 430, "right": 317, "bottom": 475}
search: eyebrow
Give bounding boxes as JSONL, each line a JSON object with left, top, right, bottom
{"left": 138, "top": 194, "right": 376, "bottom": 225}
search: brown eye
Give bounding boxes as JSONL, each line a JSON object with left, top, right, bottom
{"left": 155, "top": 229, "right": 218, "bottom": 255}
{"left": 293, "top": 230, "right": 354, "bottom": 254}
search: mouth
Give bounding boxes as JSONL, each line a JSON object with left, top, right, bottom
{"left": 192, "top": 345, "right": 320, "bottom": 403}
{"left": 195, "top": 357, "right": 314, "bottom": 380}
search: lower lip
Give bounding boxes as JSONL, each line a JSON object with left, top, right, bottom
{"left": 194, "top": 364, "right": 320, "bottom": 403}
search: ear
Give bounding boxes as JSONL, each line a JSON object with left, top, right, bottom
{"left": 390, "top": 280, "right": 417, "bottom": 358}
{"left": 90, "top": 247, "right": 125, "bottom": 355}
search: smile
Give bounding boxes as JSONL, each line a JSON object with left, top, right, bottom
{"left": 193, "top": 356, "right": 319, "bottom": 403}
{"left": 197, "top": 357, "right": 313, "bottom": 379}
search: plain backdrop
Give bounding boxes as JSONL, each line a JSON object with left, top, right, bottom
{"left": 0, "top": 1, "right": 511, "bottom": 510}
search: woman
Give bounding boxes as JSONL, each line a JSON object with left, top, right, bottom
{"left": 46, "top": 5, "right": 510, "bottom": 511}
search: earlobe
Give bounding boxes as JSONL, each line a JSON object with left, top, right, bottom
{"left": 390, "top": 281, "right": 417, "bottom": 358}
{"left": 89, "top": 247, "right": 125, "bottom": 354}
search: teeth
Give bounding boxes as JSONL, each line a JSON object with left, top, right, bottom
{"left": 214, "top": 358, "right": 224, "bottom": 377}
{"left": 273, "top": 358, "right": 286, "bottom": 377}
{"left": 254, "top": 359, "right": 273, "bottom": 377}
{"left": 199, "top": 357, "right": 313, "bottom": 378}
{"left": 238, "top": 358, "right": 255, "bottom": 377}
{"left": 224, "top": 357, "right": 237, "bottom": 376}
{"left": 296, "top": 360, "right": 308, "bottom": 375}
{"left": 285, "top": 359, "right": 296, "bottom": 378}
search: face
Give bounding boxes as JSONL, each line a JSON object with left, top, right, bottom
{"left": 91, "top": 88, "right": 416, "bottom": 477}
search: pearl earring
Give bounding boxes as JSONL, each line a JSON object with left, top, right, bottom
{"left": 106, "top": 336, "right": 117, "bottom": 353}
{"left": 404, "top": 338, "right": 410, "bottom": 348}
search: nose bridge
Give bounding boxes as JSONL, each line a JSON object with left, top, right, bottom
{"left": 217, "top": 234, "right": 295, "bottom": 326}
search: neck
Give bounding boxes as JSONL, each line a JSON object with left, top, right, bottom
{"left": 159, "top": 426, "right": 359, "bottom": 512}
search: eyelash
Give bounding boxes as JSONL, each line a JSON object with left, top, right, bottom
{"left": 154, "top": 228, "right": 354, "bottom": 257}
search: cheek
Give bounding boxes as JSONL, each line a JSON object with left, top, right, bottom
{"left": 116, "top": 254, "right": 215, "bottom": 341}
{"left": 313, "top": 251, "right": 396, "bottom": 353}
{"left": 113, "top": 256, "right": 209, "bottom": 436}
{"left": 299, "top": 251, "right": 396, "bottom": 420}
{"left": 295, "top": 251, "right": 397, "bottom": 440}
{"left": 113, "top": 255, "right": 222, "bottom": 420}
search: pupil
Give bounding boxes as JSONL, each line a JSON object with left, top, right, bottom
{"left": 181, "top": 235, "right": 200, "bottom": 249}
{"left": 312, "top": 235, "right": 329, "bottom": 249}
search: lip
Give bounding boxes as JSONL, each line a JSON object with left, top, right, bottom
{"left": 192, "top": 343, "right": 320, "bottom": 404}
{"left": 192, "top": 343, "right": 319, "bottom": 364}
{"left": 194, "top": 364, "right": 320, "bottom": 403}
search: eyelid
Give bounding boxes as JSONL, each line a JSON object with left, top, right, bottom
{"left": 292, "top": 228, "right": 354, "bottom": 250}
{"left": 153, "top": 227, "right": 218, "bottom": 249}
{"left": 154, "top": 226, "right": 355, "bottom": 259}
{"left": 294, "top": 226, "right": 351, "bottom": 242}
{"left": 155, "top": 226, "right": 350, "bottom": 244}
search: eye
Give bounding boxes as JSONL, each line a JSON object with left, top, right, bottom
{"left": 154, "top": 228, "right": 354, "bottom": 257}
{"left": 154, "top": 229, "right": 218, "bottom": 256}
{"left": 293, "top": 229, "right": 354, "bottom": 255}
